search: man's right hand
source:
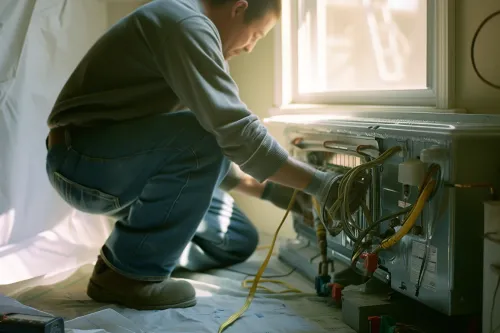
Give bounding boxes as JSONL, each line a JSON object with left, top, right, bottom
{"left": 241, "top": 156, "right": 371, "bottom": 223}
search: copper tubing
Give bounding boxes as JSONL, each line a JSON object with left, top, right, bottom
{"left": 448, "top": 183, "right": 496, "bottom": 198}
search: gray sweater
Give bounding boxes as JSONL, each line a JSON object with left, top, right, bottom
{"left": 47, "top": 0, "right": 288, "bottom": 182}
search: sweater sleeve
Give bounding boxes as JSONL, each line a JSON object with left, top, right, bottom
{"left": 219, "top": 162, "right": 242, "bottom": 192}
{"left": 157, "top": 16, "right": 288, "bottom": 182}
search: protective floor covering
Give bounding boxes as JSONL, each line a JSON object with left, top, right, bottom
{"left": 3, "top": 237, "right": 355, "bottom": 333}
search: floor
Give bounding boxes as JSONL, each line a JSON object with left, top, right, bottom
{"left": 3, "top": 234, "right": 356, "bottom": 332}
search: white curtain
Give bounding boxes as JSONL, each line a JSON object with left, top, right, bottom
{"left": 0, "top": 0, "right": 115, "bottom": 286}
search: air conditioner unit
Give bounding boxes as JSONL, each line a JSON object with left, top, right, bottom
{"left": 265, "top": 111, "right": 500, "bottom": 317}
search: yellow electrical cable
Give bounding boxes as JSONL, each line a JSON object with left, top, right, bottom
{"left": 352, "top": 247, "right": 364, "bottom": 265}
{"left": 218, "top": 145, "right": 411, "bottom": 332}
{"left": 241, "top": 279, "right": 302, "bottom": 294}
{"left": 242, "top": 244, "right": 300, "bottom": 294}
{"left": 312, "top": 197, "right": 327, "bottom": 249}
{"left": 255, "top": 244, "right": 277, "bottom": 255}
{"left": 312, "top": 196, "right": 321, "bottom": 215}
{"left": 350, "top": 164, "right": 437, "bottom": 263}
{"left": 218, "top": 189, "right": 299, "bottom": 333}
{"left": 375, "top": 179, "right": 436, "bottom": 252}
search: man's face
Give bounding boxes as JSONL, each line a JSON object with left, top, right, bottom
{"left": 218, "top": 1, "right": 278, "bottom": 60}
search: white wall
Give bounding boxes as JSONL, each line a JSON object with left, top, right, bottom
{"left": 455, "top": 0, "right": 500, "bottom": 114}
{"left": 228, "top": 0, "right": 500, "bottom": 235}
{"left": 107, "top": 1, "right": 147, "bottom": 26}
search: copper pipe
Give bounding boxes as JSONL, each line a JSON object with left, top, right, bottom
{"left": 447, "top": 182, "right": 496, "bottom": 199}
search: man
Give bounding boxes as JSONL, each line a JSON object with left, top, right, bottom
{"left": 45, "top": 0, "right": 367, "bottom": 310}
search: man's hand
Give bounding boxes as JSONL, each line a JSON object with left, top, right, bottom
{"left": 220, "top": 168, "right": 314, "bottom": 222}
{"left": 220, "top": 161, "right": 371, "bottom": 225}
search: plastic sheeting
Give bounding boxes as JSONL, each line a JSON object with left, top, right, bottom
{"left": 0, "top": 0, "right": 115, "bottom": 285}
{"left": 1, "top": 257, "right": 356, "bottom": 333}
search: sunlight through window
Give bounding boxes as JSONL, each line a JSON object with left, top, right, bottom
{"left": 298, "top": 0, "right": 427, "bottom": 93}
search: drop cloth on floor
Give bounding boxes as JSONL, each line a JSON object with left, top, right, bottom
{"left": 2, "top": 239, "right": 355, "bottom": 333}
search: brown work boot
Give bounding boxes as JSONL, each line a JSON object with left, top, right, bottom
{"left": 86, "top": 256, "right": 196, "bottom": 310}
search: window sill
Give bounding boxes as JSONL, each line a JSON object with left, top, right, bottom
{"left": 268, "top": 104, "right": 466, "bottom": 117}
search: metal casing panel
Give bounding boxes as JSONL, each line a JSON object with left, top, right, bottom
{"left": 266, "top": 112, "right": 500, "bottom": 316}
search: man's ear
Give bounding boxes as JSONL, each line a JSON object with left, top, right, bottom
{"left": 231, "top": 0, "right": 248, "bottom": 18}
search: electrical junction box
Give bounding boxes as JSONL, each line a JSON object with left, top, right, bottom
{"left": 265, "top": 111, "right": 500, "bottom": 317}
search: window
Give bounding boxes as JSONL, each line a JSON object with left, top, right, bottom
{"left": 274, "top": 0, "right": 455, "bottom": 111}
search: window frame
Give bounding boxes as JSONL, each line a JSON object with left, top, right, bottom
{"left": 273, "top": 0, "right": 458, "bottom": 114}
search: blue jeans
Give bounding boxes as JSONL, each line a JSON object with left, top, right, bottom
{"left": 45, "top": 111, "right": 259, "bottom": 281}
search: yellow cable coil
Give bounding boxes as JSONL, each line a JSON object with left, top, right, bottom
{"left": 218, "top": 190, "right": 299, "bottom": 333}
{"left": 327, "top": 146, "right": 402, "bottom": 236}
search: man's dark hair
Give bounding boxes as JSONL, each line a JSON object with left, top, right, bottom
{"left": 209, "top": 0, "right": 281, "bottom": 23}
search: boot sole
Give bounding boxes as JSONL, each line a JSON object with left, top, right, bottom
{"left": 87, "top": 280, "right": 197, "bottom": 310}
